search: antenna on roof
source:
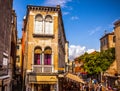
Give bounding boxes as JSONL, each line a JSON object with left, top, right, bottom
{"left": 104, "top": 30, "right": 107, "bottom": 35}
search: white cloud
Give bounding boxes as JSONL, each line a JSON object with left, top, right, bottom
{"left": 44, "top": 0, "right": 72, "bottom": 7}
{"left": 89, "top": 26, "right": 101, "bottom": 35}
{"left": 69, "top": 45, "right": 96, "bottom": 61}
{"left": 71, "top": 16, "right": 79, "bottom": 20}
{"left": 69, "top": 45, "right": 86, "bottom": 61}
{"left": 112, "top": 18, "right": 120, "bottom": 24}
{"left": 86, "top": 49, "right": 95, "bottom": 54}
{"left": 108, "top": 18, "right": 120, "bottom": 29}
{"left": 108, "top": 24, "right": 114, "bottom": 29}
{"left": 63, "top": 12, "right": 69, "bottom": 15}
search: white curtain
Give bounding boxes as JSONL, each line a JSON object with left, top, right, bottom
{"left": 35, "top": 21, "right": 43, "bottom": 34}
{"left": 45, "top": 22, "right": 53, "bottom": 34}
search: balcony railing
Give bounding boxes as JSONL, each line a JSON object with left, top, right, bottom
{"left": 32, "top": 65, "right": 53, "bottom": 73}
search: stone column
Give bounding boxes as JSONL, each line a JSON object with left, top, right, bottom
{"left": 114, "top": 20, "right": 120, "bottom": 75}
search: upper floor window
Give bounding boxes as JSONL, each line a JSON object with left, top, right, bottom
{"left": 16, "top": 56, "right": 20, "bottom": 62}
{"left": 35, "top": 14, "right": 43, "bottom": 34}
{"left": 16, "top": 45, "right": 19, "bottom": 49}
{"left": 34, "top": 47, "right": 42, "bottom": 65}
{"left": 113, "top": 36, "right": 116, "bottom": 43}
{"left": 45, "top": 15, "right": 53, "bottom": 34}
{"left": 44, "top": 47, "right": 52, "bottom": 65}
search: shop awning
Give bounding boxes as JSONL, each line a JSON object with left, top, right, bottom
{"left": 104, "top": 60, "right": 117, "bottom": 77}
{"left": 28, "top": 75, "right": 57, "bottom": 84}
{"left": 65, "top": 73, "right": 85, "bottom": 84}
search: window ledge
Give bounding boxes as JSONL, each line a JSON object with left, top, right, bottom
{"left": 33, "top": 34, "right": 54, "bottom": 38}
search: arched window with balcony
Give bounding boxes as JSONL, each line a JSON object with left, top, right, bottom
{"left": 44, "top": 47, "right": 52, "bottom": 65}
{"left": 45, "top": 15, "right": 53, "bottom": 34}
{"left": 35, "top": 14, "right": 43, "bottom": 34}
{"left": 34, "top": 47, "right": 42, "bottom": 65}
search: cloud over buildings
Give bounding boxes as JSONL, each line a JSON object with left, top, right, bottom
{"left": 69, "top": 45, "right": 95, "bottom": 61}
{"left": 44, "top": 0, "right": 72, "bottom": 7}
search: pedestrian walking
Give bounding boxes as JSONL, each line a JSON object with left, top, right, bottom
{"left": 85, "top": 83, "right": 89, "bottom": 91}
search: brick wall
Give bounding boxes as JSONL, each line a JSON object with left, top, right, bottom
{"left": 114, "top": 20, "right": 120, "bottom": 75}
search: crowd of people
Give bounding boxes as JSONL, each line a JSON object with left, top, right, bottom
{"left": 79, "top": 78, "right": 119, "bottom": 91}
{"left": 80, "top": 80, "right": 102, "bottom": 91}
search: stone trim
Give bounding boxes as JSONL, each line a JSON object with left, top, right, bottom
{"left": 33, "top": 34, "right": 54, "bottom": 38}
{"left": 27, "top": 5, "right": 60, "bottom": 12}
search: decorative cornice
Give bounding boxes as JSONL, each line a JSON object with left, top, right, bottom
{"left": 27, "top": 5, "right": 60, "bottom": 12}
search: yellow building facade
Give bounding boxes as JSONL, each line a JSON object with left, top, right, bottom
{"left": 100, "top": 32, "right": 115, "bottom": 51}
{"left": 16, "top": 39, "right": 22, "bottom": 75}
{"left": 22, "top": 5, "right": 68, "bottom": 91}
{"left": 114, "top": 20, "right": 120, "bottom": 75}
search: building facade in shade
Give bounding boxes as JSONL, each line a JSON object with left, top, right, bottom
{"left": 16, "top": 39, "right": 22, "bottom": 79}
{"left": 11, "top": 9, "right": 17, "bottom": 78}
{"left": 0, "top": 0, "right": 17, "bottom": 90}
{"left": 114, "top": 20, "right": 120, "bottom": 75}
{"left": 100, "top": 32, "right": 115, "bottom": 51}
{"left": 22, "top": 5, "right": 68, "bottom": 91}
{"left": 65, "top": 41, "right": 69, "bottom": 72}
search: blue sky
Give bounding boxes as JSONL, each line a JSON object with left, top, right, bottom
{"left": 13, "top": 0, "right": 120, "bottom": 60}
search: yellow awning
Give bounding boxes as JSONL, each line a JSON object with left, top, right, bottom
{"left": 36, "top": 76, "right": 57, "bottom": 82}
{"left": 30, "top": 81, "right": 56, "bottom": 84}
{"left": 66, "top": 73, "right": 85, "bottom": 84}
{"left": 29, "top": 75, "right": 57, "bottom": 84}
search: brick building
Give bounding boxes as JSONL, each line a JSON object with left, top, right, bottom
{"left": 16, "top": 39, "right": 22, "bottom": 75}
{"left": 114, "top": 20, "right": 120, "bottom": 75}
{"left": 0, "top": 0, "right": 17, "bottom": 91}
{"left": 100, "top": 32, "right": 115, "bottom": 51}
{"left": 22, "top": 5, "right": 68, "bottom": 91}
{"left": 100, "top": 20, "right": 120, "bottom": 88}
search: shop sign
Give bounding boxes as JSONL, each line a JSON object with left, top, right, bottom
{"left": 3, "top": 58, "right": 8, "bottom": 66}
{"left": 58, "top": 68, "right": 65, "bottom": 71}
{"left": 29, "top": 75, "right": 57, "bottom": 83}
{"left": 36, "top": 76, "right": 57, "bottom": 82}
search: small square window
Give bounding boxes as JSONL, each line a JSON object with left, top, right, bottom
{"left": 16, "top": 56, "right": 20, "bottom": 62}
{"left": 16, "top": 45, "right": 19, "bottom": 49}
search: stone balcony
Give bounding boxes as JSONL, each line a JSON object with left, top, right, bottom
{"left": 32, "top": 65, "right": 53, "bottom": 73}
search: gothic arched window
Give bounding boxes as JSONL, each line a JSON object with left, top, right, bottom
{"left": 45, "top": 15, "right": 53, "bottom": 34}
{"left": 44, "top": 47, "right": 52, "bottom": 65}
{"left": 35, "top": 14, "right": 43, "bottom": 34}
{"left": 34, "top": 47, "right": 42, "bottom": 65}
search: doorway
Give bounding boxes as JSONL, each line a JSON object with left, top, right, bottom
{"left": 34, "top": 84, "right": 50, "bottom": 91}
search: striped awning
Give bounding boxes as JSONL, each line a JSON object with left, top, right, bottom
{"left": 65, "top": 73, "right": 85, "bottom": 84}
